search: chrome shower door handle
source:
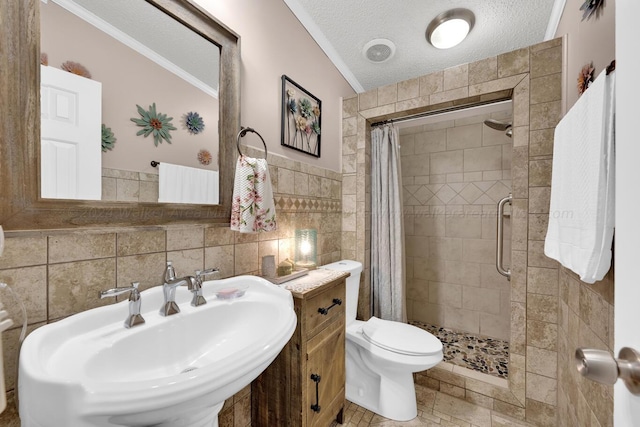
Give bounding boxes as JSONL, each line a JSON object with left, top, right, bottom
{"left": 576, "top": 347, "right": 640, "bottom": 395}
{"left": 496, "top": 194, "right": 512, "bottom": 280}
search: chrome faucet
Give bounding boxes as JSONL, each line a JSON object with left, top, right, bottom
{"left": 190, "top": 268, "right": 220, "bottom": 307}
{"left": 99, "top": 282, "right": 145, "bottom": 328}
{"left": 160, "top": 275, "right": 195, "bottom": 316}
{"left": 160, "top": 262, "right": 220, "bottom": 315}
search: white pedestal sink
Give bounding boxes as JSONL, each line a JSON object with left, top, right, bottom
{"left": 18, "top": 276, "right": 296, "bottom": 427}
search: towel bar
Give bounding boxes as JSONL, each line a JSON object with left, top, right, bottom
{"left": 236, "top": 127, "right": 268, "bottom": 159}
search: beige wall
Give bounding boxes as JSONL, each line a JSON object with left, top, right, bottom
{"left": 343, "top": 39, "right": 564, "bottom": 426}
{"left": 401, "top": 112, "right": 513, "bottom": 340}
{"left": 555, "top": 0, "right": 616, "bottom": 109}
{"left": 41, "top": 1, "right": 220, "bottom": 172}
{"left": 554, "top": 1, "right": 616, "bottom": 426}
{"left": 0, "top": 147, "right": 342, "bottom": 426}
{"left": 194, "top": 0, "right": 356, "bottom": 172}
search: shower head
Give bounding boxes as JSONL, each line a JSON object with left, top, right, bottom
{"left": 483, "top": 119, "right": 513, "bottom": 137}
{"left": 483, "top": 119, "right": 511, "bottom": 131}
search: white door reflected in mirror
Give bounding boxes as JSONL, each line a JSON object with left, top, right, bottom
{"left": 41, "top": 65, "right": 102, "bottom": 200}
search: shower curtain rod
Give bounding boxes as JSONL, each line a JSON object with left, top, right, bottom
{"left": 370, "top": 97, "right": 511, "bottom": 128}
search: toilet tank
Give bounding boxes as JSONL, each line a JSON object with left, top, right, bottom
{"left": 321, "top": 260, "right": 362, "bottom": 324}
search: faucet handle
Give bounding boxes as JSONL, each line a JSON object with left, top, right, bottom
{"left": 165, "top": 261, "right": 176, "bottom": 282}
{"left": 195, "top": 268, "right": 219, "bottom": 281}
{"left": 99, "top": 282, "right": 141, "bottom": 300}
{"left": 190, "top": 268, "right": 218, "bottom": 307}
{"left": 99, "top": 282, "right": 145, "bottom": 329}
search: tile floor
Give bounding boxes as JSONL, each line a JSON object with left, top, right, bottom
{"left": 336, "top": 386, "right": 535, "bottom": 427}
{"left": 410, "top": 322, "right": 509, "bottom": 380}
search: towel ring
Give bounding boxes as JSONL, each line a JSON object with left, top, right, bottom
{"left": 236, "top": 127, "right": 268, "bottom": 159}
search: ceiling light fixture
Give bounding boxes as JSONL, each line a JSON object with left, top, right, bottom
{"left": 426, "top": 8, "right": 475, "bottom": 49}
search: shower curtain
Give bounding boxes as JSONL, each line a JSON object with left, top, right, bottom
{"left": 371, "top": 124, "right": 406, "bottom": 322}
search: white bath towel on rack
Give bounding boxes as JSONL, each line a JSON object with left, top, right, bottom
{"left": 544, "top": 69, "right": 615, "bottom": 284}
{"left": 158, "top": 163, "right": 218, "bottom": 204}
{"left": 230, "top": 155, "right": 277, "bottom": 233}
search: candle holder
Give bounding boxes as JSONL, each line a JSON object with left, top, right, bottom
{"left": 294, "top": 229, "right": 317, "bottom": 270}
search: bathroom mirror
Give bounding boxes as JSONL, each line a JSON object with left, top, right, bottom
{"left": 0, "top": 0, "right": 240, "bottom": 230}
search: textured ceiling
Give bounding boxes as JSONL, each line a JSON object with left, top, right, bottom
{"left": 64, "top": 0, "right": 219, "bottom": 92}
{"left": 286, "top": 0, "right": 557, "bottom": 92}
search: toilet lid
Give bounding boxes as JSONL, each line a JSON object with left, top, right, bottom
{"left": 362, "top": 317, "right": 442, "bottom": 356}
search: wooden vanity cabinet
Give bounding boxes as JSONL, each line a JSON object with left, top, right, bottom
{"left": 252, "top": 276, "right": 346, "bottom": 427}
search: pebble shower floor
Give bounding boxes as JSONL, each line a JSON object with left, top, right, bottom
{"left": 410, "top": 321, "right": 509, "bottom": 380}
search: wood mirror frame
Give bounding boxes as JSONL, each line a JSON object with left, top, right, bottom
{"left": 0, "top": 0, "right": 240, "bottom": 231}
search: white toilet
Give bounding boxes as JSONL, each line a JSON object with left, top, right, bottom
{"left": 322, "top": 260, "right": 443, "bottom": 421}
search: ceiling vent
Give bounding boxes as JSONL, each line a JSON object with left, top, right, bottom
{"left": 362, "top": 39, "right": 396, "bottom": 63}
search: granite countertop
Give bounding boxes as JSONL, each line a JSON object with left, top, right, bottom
{"left": 281, "top": 268, "right": 349, "bottom": 296}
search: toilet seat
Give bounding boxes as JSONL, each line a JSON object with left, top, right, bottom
{"left": 361, "top": 317, "right": 442, "bottom": 356}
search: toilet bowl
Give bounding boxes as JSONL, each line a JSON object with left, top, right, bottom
{"left": 321, "top": 260, "right": 443, "bottom": 421}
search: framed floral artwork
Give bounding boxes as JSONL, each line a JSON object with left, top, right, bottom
{"left": 281, "top": 75, "right": 321, "bottom": 157}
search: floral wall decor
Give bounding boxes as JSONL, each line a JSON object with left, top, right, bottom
{"left": 130, "top": 103, "right": 176, "bottom": 146}
{"left": 61, "top": 60, "right": 91, "bottom": 78}
{"left": 580, "top": 0, "right": 605, "bottom": 20}
{"left": 281, "top": 75, "right": 321, "bottom": 157}
{"left": 185, "top": 111, "right": 205, "bottom": 135}
{"left": 577, "top": 62, "right": 595, "bottom": 95}
{"left": 101, "top": 124, "right": 117, "bottom": 152}
{"left": 197, "top": 149, "right": 212, "bottom": 165}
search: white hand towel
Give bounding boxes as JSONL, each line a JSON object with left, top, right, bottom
{"left": 159, "top": 163, "right": 218, "bottom": 204}
{"left": 230, "top": 155, "right": 277, "bottom": 233}
{"left": 544, "top": 69, "right": 615, "bottom": 284}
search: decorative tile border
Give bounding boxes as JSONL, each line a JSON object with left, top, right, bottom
{"left": 274, "top": 195, "right": 341, "bottom": 213}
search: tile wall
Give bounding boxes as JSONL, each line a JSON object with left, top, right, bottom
{"left": 557, "top": 267, "right": 614, "bottom": 426}
{"left": 400, "top": 113, "right": 512, "bottom": 340}
{"left": 0, "top": 146, "right": 342, "bottom": 426}
{"left": 343, "top": 38, "right": 566, "bottom": 426}
{"left": 101, "top": 167, "right": 160, "bottom": 202}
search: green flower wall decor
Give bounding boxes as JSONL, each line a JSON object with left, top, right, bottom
{"left": 101, "top": 124, "right": 117, "bottom": 152}
{"left": 130, "top": 103, "right": 176, "bottom": 146}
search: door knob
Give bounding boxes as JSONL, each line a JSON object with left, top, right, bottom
{"left": 575, "top": 347, "right": 640, "bottom": 395}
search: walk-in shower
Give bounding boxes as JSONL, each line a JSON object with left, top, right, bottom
{"left": 397, "top": 101, "right": 513, "bottom": 380}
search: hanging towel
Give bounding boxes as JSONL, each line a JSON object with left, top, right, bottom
{"left": 230, "top": 155, "right": 277, "bottom": 233}
{"left": 544, "top": 69, "right": 615, "bottom": 284}
{"left": 158, "top": 163, "right": 218, "bottom": 204}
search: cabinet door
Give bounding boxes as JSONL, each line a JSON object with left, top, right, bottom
{"left": 306, "top": 316, "right": 345, "bottom": 427}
